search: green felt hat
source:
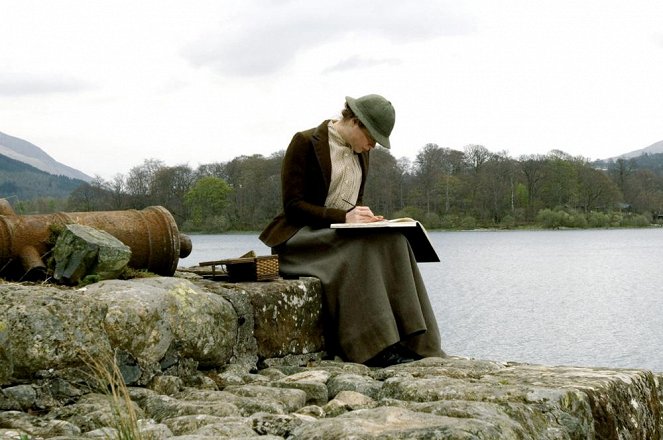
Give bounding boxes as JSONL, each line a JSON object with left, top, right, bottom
{"left": 345, "top": 94, "right": 395, "bottom": 148}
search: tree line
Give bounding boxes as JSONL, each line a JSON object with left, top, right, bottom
{"left": 13, "top": 145, "right": 663, "bottom": 231}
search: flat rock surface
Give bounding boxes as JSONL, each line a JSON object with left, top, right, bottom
{"left": 1, "top": 357, "right": 661, "bottom": 439}
{"left": 1, "top": 276, "right": 662, "bottom": 439}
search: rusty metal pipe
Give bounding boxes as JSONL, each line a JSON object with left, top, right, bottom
{"left": 0, "top": 200, "right": 192, "bottom": 280}
{"left": 18, "top": 245, "right": 47, "bottom": 281}
{"left": 0, "top": 199, "right": 14, "bottom": 216}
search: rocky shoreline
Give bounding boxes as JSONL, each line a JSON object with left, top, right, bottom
{"left": 1, "top": 274, "right": 661, "bottom": 439}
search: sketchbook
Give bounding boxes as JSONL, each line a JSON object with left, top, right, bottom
{"left": 330, "top": 218, "right": 440, "bottom": 263}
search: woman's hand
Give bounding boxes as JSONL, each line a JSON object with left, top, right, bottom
{"left": 345, "top": 206, "right": 384, "bottom": 223}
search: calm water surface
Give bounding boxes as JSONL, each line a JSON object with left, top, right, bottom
{"left": 179, "top": 228, "right": 663, "bottom": 371}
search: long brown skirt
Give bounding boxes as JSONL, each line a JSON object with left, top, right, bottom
{"left": 275, "top": 226, "right": 444, "bottom": 363}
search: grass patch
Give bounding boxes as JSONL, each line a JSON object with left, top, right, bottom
{"left": 119, "top": 267, "right": 158, "bottom": 280}
{"left": 82, "top": 351, "right": 143, "bottom": 440}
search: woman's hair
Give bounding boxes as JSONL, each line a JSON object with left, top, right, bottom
{"left": 341, "top": 102, "right": 355, "bottom": 120}
{"left": 341, "top": 103, "right": 365, "bottom": 127}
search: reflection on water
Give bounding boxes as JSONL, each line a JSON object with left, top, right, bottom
{"left": 179, "top": 234, "right": 270, "bottom": 264}
{"left": 180, "top": 228, "right": 663, "bottom": 371}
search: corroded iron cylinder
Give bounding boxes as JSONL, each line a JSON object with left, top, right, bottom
{"left": 0, "top": 202, "right": 191, "bottom": 280}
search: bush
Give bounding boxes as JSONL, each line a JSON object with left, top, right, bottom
{"left": 610, "top": 212, "right": 623, "bottom": 227}
{"left": 422, "top": 212, "right": 442, "bottom": 229}
{"left": 513, "top": 208, "right": 527, "bottom": 224}
{"left": 500, "top": 215, "right": 515, "bottom": 229}
{"left": 559, "top": 211, "right": 573, "bottom": 228}
{"left": 536, "top": 209, "right": 562, "bottom": 228}
{"left": 621, "top": 214, "right": 651, "bottom": 227}
{"left": 460, "top": 215, "right": 477, "bottom": 230}
{"left": 537, "top": 208, "right": 590, "bottom": 228}
{"left": 588, "top": 211, "right": 610, "bottom": 227}
{"left": 569, "top": 212, "right": 588, "bottom": 228}
{"left": 393, "top": 206, "right": 425, "bottom": 222}
{"left": 440, "top": 214, "right": 460, "bottom": 229}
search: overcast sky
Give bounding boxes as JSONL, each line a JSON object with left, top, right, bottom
{"left": 1, "top": 0, "right": 662, "bottom": 179}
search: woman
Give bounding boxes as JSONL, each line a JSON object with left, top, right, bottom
{"left": 260, "top": 94, "right": 444, "bottom": 367}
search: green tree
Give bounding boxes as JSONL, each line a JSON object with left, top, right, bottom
{"left": 395, "top": 157, "right": 413, "bottom": 210}
{"left": 478, "top": 151, "right": 517, "bottom": 224}
{"left": 576, "top": 166, "right": 621, "bottom": 212}
{"left": 66, "top": 176, "right": 111, "bottom": 211}
{"left": 460, "top": 144, "right": 494, "bottom": 220}
{"left": 539, "top": 150, "right": 581, "bottom": 209}
{"left": 608, "top": 157, "right": 636, "bottom": 196}
{"left": 184, "top": 176, "right": 232, "bottom": 231}
{"left": 413, "top": 144, "right": 446, "bottom": 214}
{"left": 125, "top": 159, "right": 164, "bottom": 208}
{"left": 107, "top": 173, "right": 128, "bottom": 210}
{"left": 626, "top": 169, "right": 663, "bottom": 214}
{"left": 413, "top": 144, "right": 463, "bottom": 215}
{"left": 149, "top": 164, "right": 195, "bottom": 225}
{"left": 224, "top": 154, "right": 282, "bottom": 230}
{"left": 364, "top": 148, "right": 401, "bottom": 217}
{"left": 518, "top": 154, "right": 547, "bottom": 220}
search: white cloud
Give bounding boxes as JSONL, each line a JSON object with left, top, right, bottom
{"left": 0, "top": 73, "right": 91, "bottom": 97}
{"left": 182, "top": 0, "right": 474, "bottom": 77}
{"left": 0, "top": 0, "right": 662, "bottom": 179}
{"left": 653, "top": 33, "right": 663, "bottom": 48}
{"left": 322, "top": 56, "right": 401, "bottom": 74}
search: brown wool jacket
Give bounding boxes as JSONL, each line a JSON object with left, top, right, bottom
{"left": 259, "top": 120, "right": 369, "bottom": 248}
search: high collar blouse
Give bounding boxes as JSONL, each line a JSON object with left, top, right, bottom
{"left": 324, "top": 120, "right": 362, "bottom": 210}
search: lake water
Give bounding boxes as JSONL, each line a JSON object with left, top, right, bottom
{"left": 178, "top": 228, "right": 663, "bottom": 372}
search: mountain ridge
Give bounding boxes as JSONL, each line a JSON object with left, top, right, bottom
{"left": 0, "top": 152, "right": 86, "bottom": 201}
{"left": 608, "top": 140, "right": 663, "bottom": 161}
{"left": 1, "top": 129, "right": 661, "bottom": 181}
{"left": 0, "top": 131, "right": 91, "bottom": 182}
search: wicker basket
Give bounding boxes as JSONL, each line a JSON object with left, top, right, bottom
{"left": 199, "top": 255, "right": 279, "bottom": 282}
{"left": 253, "top": 255, "right": 280, "bottom": 281}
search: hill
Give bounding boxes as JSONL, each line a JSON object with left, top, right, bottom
{"left": 0, "top": 153, "right": 86, "bottom": 201}
{"left": 0, "top": 131, "right": 91, "bottom": 181}
{"left": 610, "top": 140, "right": 663, "bottom": 160}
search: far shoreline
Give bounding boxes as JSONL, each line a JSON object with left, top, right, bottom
{"left": 181, "top": 224, "right": 663, "bottom": 235}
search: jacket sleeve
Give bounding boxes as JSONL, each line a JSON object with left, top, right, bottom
{"left": 281, "top": 131, "right": 347, "bottom": 227}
